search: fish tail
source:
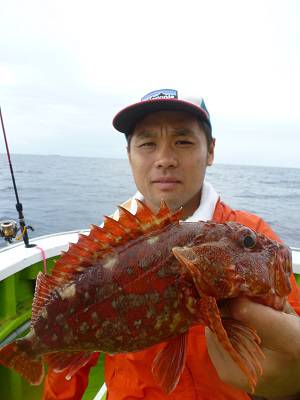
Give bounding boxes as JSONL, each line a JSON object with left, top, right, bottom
{"left": 0, "top": 340, "right": 44, "bottom": 385}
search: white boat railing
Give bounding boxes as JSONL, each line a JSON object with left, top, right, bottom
{"left": 291, "top": 247, "right": 300, "bottom": 274}
{"left": 0, "top": 229, "right": 300, "bottom": 281}
{"left": 93, "top": 383, "right": 107, "bottom": 400}
{"left": 1, "top": 232, "right": 299, "bottom": 279}
{"left": 0, "top": 229, "right": 89, "bottom": 281}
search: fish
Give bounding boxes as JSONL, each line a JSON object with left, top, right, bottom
{"left": 0, "top": 200, "right": 292, "bottom": 394}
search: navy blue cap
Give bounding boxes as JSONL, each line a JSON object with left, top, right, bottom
{"left": 113, "top": 89, "right": 211, "bottom": 135}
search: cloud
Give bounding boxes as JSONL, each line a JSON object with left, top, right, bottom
{"left": 0, "top": 0, "right": 300, "bottom": 167}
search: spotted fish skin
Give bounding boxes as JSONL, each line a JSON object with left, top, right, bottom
{"left": 0, "top": 201, "right": 292, "bottom": 393}
{"left": 26, "top": 222, "right": 203, "bottom": 355}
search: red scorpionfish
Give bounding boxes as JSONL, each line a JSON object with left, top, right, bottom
{"left": 0, "top": 201, "right": 292, "bottom": 394}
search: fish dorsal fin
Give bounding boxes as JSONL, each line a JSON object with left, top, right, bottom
{"left": 43, "top": 200, "right": 181, "bottom": 294}
{"left": 135, "top": 199, "right": 182, "bottom": 229}
{"left": 31, "top": 272, "right": 58, "bottom": 326}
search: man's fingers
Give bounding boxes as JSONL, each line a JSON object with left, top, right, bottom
{"left": 224, "top": 298, "right": 300, "bottom": 353}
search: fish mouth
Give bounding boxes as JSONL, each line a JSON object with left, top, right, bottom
{"left": 272, "top": 244, "right": 293, "bottom": 296}
{"left": 276, "top": 245, "right": 293, "bottom": 274}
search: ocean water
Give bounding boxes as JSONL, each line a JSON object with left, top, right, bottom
{"left": 0, "top": 154, "right": 299, "bottom": 248}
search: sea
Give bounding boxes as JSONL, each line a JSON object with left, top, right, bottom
{"left": 0, "top": 154, "right": 300, "bottom": 249}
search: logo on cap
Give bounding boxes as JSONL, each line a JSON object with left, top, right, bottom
{"left": 141, "top": 89, "right": 178, "bottom": 101}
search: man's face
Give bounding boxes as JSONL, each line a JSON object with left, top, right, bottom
{"left": 127, "top": 110, "right": 215, "bottom": 219}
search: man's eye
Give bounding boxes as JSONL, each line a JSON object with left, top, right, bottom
{"left": 139, "top": 142, "right": 155, "bottom": 147}
{"left": 176, "top": 140, "right": 193, "bottom": 145}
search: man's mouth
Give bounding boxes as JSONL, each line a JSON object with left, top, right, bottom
{"left": 151, "top": 177, "right": 181, "bottom": 190}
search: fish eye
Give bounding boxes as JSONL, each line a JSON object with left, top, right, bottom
{"left": 236, "top": 227, "right": 257, "bottom": 249}
{"left": 243, "top": 234, "right": 256, "bottom": 249}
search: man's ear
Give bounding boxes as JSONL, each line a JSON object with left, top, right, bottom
{"left": 207, "top": 138, "right": 215, "bottom": 166}
{"left": 127, "top": 145, "right": 131, "bottom": 164}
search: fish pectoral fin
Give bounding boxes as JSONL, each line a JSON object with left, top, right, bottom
{"left": 45, "top": 351, "right": 94, "bottom": 380}
{"left": 222, "top": 318, "right": 265, "bottom": 385}
{"left": 152, "top": 333, "right": 188, "bottom": 394}
{"left": 200, "top": 294, "right": 264, "bottom": 393}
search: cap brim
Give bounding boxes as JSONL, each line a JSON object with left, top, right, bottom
{"left": 113, "top": 98, "right": 210, "bottom": 135}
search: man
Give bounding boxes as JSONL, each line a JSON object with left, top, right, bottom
{"left": 43, "top": 89, "right": 300, "bottom": 399}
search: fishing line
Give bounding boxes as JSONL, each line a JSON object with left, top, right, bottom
{"left": 36, "top": 246, "right": 47, "bottom": 273}
{"left": 0, "top": 106, "right": 35, "bottom": 247}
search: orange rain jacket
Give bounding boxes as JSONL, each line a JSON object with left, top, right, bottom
{"left": 43, "top": 200, "right": 300, "bottom": 400}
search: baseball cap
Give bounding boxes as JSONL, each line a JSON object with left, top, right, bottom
{"left": 113, "top": 88, "right": 211, "bottom": 136}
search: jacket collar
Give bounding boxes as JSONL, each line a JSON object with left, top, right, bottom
{"left": 129, "top": 181, "right": 219, "bottom": 222}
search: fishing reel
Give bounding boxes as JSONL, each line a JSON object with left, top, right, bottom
{"left": 0, "top": 220, "right": 18, "bottom": 243}
{"left": 0, "top": 219, "right": 34, "bottom": 244}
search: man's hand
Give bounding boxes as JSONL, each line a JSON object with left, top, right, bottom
{"left": 205, "top": 297, "right": 300, "bottom": 398}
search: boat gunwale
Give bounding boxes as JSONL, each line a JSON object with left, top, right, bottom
{"left": 1, "top": 230, "right": 299, "bottom": 278}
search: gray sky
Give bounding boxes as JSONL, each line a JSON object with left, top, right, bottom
{"left": 1, "top": 0, "right": 299, "bottom": 167}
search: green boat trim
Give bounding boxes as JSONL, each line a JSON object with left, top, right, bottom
{"left": 0, "top": 230, "right": 299, "bottom": 400}
{"left": 0, "top": 230, "right": 106, "bottom": 400}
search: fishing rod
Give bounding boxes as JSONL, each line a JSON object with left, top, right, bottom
{"left": 0, "top": 107, "right": 35, "bottom": 247}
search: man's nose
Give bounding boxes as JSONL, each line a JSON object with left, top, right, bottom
{"left": 154, "top": 144, "right": 178, "bottom": 169}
